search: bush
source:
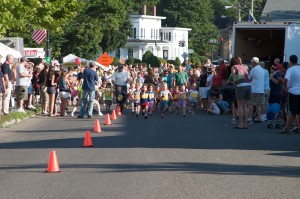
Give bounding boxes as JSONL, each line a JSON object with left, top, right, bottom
{"left": 175, "top": 57, "right": 181, "bottom": 67}
{"left": 134, "top": 59, "right": 142, "bottom": 64}
{"left": 189, "top": 53, "right": 201, "bottom": 65}
{"left": 142, "top": 50, "right": 160, "bottom": 68}
{"left": 125, "top": 57, "right": 135, "bottom": 65}
{"left": 158, "top": 58, "right": 167, "bottom": 65}
{"left": 112, "top": 57, "right": 120, "bottom": 65}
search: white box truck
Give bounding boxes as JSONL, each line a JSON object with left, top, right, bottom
{"left": 232, "top": 22, "right": 300, "bottom": 63}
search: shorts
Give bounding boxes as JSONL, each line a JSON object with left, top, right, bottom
{"left": 105, "top": 100, "right": 112, "bottom": 106}
{"left": 134, "top": 102, "right": 140, "bottom": 107}
{"left": 141, "top": 102, "right": 149, "bottom": 109}
{"left": 59, "top": 91, "right": 70, "bottom": 99}
{"left": 249, "top": 93, "right": 264, "bottom": 106}
{"left": 28, "top": 84, "right": 33, "bottom": 95}
{"left": 287, "top": 92, "right": 300, "bottom": 115}
{"left": 47, "top": 86, "right": 56, "bottom": 94}
{"left": 160, "top": 100, "right": 168, "bottom": 111}
{"left": 178, "top": 100, "right": 186, "bottom": 108}
{"left": 199, "top": 87, "right": 208, "bottom": 99}
{"left": 16, "top": 86, "right": 28, "bottom": 101}
{"left": 168, "top": 100, "right": 173, "bottom": 106}
{"left": 236, "top": 85, "right": 251, "bottom": 101}
{"left": 148, "top": 101, "right": 154, "bottom": 110}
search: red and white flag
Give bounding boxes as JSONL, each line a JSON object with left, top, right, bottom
{"left": 32, "top": 29, "right": 47, "bottom": 45}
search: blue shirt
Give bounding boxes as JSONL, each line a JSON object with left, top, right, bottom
{"left": 82, "top": 68, "right": 98, "bottom": 92}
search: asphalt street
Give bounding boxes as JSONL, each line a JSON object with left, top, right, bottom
{"left": 0, "top": 108, "right": 300, "bottom": 199}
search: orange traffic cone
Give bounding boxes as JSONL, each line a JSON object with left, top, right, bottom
{"left": 117, "top": 106, "right": 122, "bottom": 116}
{"left": 82, "top": 130, "right": 93, "bottom": 147}
{"left": 94, "top": 119, "right": 102, "bottom": 133}
{"left": 45, "top": 150, "right": 60, "bottom": 173}
{"left": 111, "top": 110, "right": 117, "bottom": 120}
{"left": 104, "top": 114, "right": 112, "bottom": 125}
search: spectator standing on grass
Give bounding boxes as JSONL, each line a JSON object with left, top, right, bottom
{"left": 1, "top": 54, "right": 14, "bottom": 115}
{"left": 0, "top": 66, "right": 6, "bottom": 115}
{"left": 15, "top": 57, "right": 31, "bottom": 112}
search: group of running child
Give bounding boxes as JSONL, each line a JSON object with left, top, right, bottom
{"left": 100, "top": 81, "right": 200, "bottom": 119}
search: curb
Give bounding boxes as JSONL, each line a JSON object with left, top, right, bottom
{"left": 0, "top": 112, "right": 37, "bottom": 129}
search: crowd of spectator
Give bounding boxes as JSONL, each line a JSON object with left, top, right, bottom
{"left": 0, "top": 54, "right": 299, "bottom": 133}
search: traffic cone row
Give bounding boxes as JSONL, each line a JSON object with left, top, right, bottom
{"left": 46, "top": 107, "right": 123, "bottom": 173}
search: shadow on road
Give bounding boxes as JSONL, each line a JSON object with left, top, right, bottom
{"left": 1, "top": 162, "right": 300, "bottom": 178}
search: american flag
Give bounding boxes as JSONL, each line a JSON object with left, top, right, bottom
{"left": 32, "top": 29, "right": 47, "bottom": 45}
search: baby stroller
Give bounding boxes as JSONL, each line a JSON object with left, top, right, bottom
{"left": 266, "top": 103, "right": 285, "bottom": 129}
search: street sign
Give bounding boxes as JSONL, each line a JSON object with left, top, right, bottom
{"left": 97, "top": 52, "right": 114, "bottom": 67}
{"left": 181, "top": 52, "right": 188, "bottom": 59}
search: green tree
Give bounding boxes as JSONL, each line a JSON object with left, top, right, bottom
{"left": 59, "top": 0, "right": 132, "bottom": 59}
{"left": 142, "top": 50, "right": 160, "bottom": 68}
{"left": 158, "top": 0, "right": 219, "bottom": 55}
{"left": 0, "top": 0, "right": 79, "bottom": 37}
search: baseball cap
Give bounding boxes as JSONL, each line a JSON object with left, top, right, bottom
{"left": 251, "top": 57, "right": 259, "bottom": 63}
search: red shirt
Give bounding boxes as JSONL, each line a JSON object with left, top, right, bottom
{"left": 218, "top": 63, "right": 227, "bottom": 80}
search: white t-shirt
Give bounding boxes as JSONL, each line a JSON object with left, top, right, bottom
{"left": 16, "top": 63, "right": 29, "bottom": 86}
{"left": 250, "top": 65, "right": 264, "bottom": 93}
{"left": 285, "top": 65, "right": 300, "bottom": 95}
{"left": 112, "top": 71, "right": 129, "bottom": 86}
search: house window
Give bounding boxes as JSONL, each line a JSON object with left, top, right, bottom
{"left": 160, "top": 32, "right": 163, "bottom": 41}
{"left": 156, "top": 29, "right": 159, "bottom": 40}
{"left": 128, "top": 48, "right": 133, "bottom": 58}
{"left": 132, "top": 28, "right": 136, "bottom": 39}
{"left": 151, "top": 29, "right": 153, "bottom": 39}
{"left": 166, "top": 33, "right": 169, "bottom": 41}
{"left": 141, "top": 28, "right": 143, "bottom": 39}
{"left": 169, "top": 32, "right": 171, "bottom": 41}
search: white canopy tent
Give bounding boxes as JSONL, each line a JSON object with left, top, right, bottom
{"left": 0, "top": 43, "right": 22, "bottom": 63}
{"left": 63, "top": 54, "right": 89, "bottom": 64}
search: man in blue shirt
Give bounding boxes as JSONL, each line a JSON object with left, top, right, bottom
{"left": 77, "top": 61, "right": 99, "bottom": 118}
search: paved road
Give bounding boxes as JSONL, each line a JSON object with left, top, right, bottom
{"left": 0, "top": 108, "right": 300, "bottom": 199}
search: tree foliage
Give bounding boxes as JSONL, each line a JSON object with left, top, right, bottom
{"left": 142, "top": 50, "right": 160, "bottom": 68}
{"left": 0, "top": 0, "right": 79, "bottom": 37}
{"left": 157, "top": 0, "right": 219, "bottom": 55}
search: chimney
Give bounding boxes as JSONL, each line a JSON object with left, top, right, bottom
{"left": 152, "top": 6, "right": 156, "bottom": 16}
{"left": 142, "top": 5, "right": 147, "bottom": 15}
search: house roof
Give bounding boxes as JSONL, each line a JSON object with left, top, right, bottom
{"left": 130, "top": 14, "right": 166, "bottom": 20}
{"left": 127, "top": 39, "right": 169, "bottom": 44}
{"left": 261, "top": 0, "right": 300, "bottom": 22}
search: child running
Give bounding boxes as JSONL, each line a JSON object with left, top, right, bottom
{"left": 140, "top": 84, "right": 149, "bottom": 119}
{"left": 159, "top": 82, "right": 172, "bottom": 118}
{"left": 115, "top": 86, "right": 127, "bottom": 113}
{"left": 147, "top": 84, "right": 156, "bottom": 116}
{"left": 103, "top": 82, "right": 114, "bottom": 112}
{"left": 178, "top": 85, "right": 188, "bottom": 117}
{"left": 172, "top": 85, "right": 180, "bottom": 114}
{"left": 189, "top": 83, "right": 199, "bottom": 115}
{"left": 133, "top": 84, "right": 141, "bottom": 118}
{"left": 127, "top": 82, "right": 136, "bottom": 114}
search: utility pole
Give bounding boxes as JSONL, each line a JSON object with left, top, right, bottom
{"left": 238, "top": 2, "right": 241, "bottom": 22}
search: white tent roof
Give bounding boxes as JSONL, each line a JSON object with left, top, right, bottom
{"left": 63, "top": 54, "right": 88, "bottom": 63}
{"left": 0, "top": 43, "right": 22, "bottom": 63}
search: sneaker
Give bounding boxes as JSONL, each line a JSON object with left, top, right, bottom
{"left": 77, "top": 115, "right": 83, "bottom": 118}
{"left": 28, "top": 105, "right": 36, "bottom": 109}
{"left": 70, "top": 113, "right": 74, "bottom": 117}
{"left": 232, "top": 119, "right": 236, "bottom": 125}
{"left": 98, "top": 112, "right": 103, "bottom": 116}
{"left": 260, "top": 114, "right": 267, "bottom": 122}
{"left": 17, "top": 108, "right": 26, "bottom": 113}
{"left": 145, "top": 115, "right": 148, "bottom": 119}
{"left": 289, "top": 126, "right": 299, "bottom": 133}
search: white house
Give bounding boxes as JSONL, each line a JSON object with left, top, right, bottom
{"left": 117, "top": 6, "right": 191, "bottom": 65}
